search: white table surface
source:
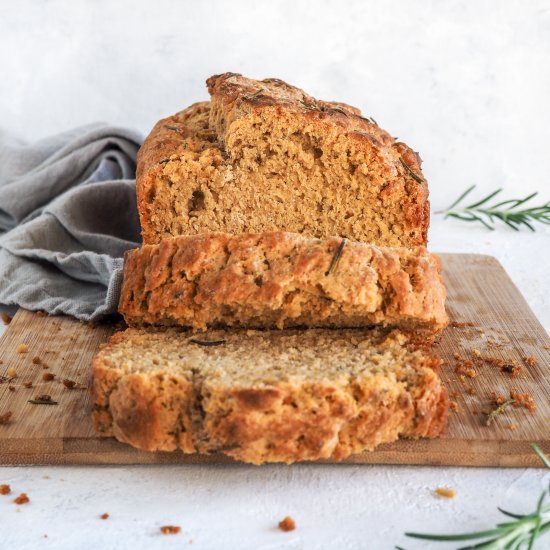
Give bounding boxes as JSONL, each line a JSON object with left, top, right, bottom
{"left": 1, "top": 1, "right": 550, "bottom": 548}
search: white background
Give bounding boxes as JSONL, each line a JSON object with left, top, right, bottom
{"left": 1, "top": 1, "right": 550, "bottom": 549}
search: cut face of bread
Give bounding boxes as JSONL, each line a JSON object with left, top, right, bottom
{"left": 119, "top": 232, "right": 448, "bottom": 334}
{"left": 93, "top": 327, "right": 448, "bottom": 464}
{"left": 137, "top": 73, "right": 429, "bottom": 246}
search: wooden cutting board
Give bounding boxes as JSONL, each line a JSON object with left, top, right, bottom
{"left": 0, "top": 254, "right": 549, "bottom": 467}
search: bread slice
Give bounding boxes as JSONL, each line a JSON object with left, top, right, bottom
{"left": 137, "top": 73, "right": 429, "bottom": 246}
{"left": 92, "top": 327, "right": 448, "bottom": 464}
{"left": 119, "top": 232, "right": 448, "bottom": 335}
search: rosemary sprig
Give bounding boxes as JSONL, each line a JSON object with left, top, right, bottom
{"left": 164, "top": 124, "right": 185, "bottom": 136}
{"left": 486, "top": 399, "right": 516, "bottom": 427}
{"left": 403, "top": 443, "right": 550, "bottom": 549}
{"left": 439, "top": 185, "right": 550, "bottom": 231}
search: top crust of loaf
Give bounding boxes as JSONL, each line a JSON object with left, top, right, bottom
{"left": 205, "top": 73, "right": 400, "bottom": 151}
{"left": 137, "top": 73, "right": 430, "bottom": 246}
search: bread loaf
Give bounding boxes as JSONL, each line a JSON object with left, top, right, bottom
{"left": 137, "top": 73, "right": 429, "bottom": 246}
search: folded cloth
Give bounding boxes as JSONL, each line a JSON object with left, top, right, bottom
{"left": 0, "top": 124, "right": 143, "bottom": 321}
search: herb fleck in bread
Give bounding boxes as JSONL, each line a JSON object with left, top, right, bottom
{"left": 93, "top": 327, "right": 448, "bottom": 464}
{"left": 137, "top": 73, "right": 429, "bottom": 246}
{"left": 119, "top": 232, "right": 448, "bottom": 334}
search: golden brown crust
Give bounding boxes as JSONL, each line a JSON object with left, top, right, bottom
{"left": 92, "top": 333, "right": 196, "bottom": 453}
{"left": 137, "top": 73, "right": 429, "bottom": 246}
{"left": 119, "top": 232, "right": 448, "bottom": 334}
{"left": 92, "top": 327, "right": 448, "bottom": 464}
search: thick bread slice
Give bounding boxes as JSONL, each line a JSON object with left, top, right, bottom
{"left": 137, "top": 73, "right": 429, "bottom": 246}
{"left": 92, "top": 327, "right": 448, "bottom": 464}
{"left": 119, "top": 232, "right": 448, "bottom": 334}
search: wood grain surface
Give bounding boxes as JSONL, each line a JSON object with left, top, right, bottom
{"left": 0, "top": 254, "right": 549, "bottom": 467}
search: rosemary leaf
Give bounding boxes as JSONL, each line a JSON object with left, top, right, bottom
{"left": 486, "top": 399, "right": 516, "bottom": 426}
{"left": 326, "top": 239, "right": 346, "bottom": 276}
{"left": 445, "top": 184, "right": 477, "bottom": 211}
{"left": 399, "top": 158, "right": 423, "bottom": 184}
{"left": 330, "top": 106, "right": 349, "bottom": 117}
{"left": 164, "top": 124, "right": 184, "bottom": 136}
{"left": 28, "top": 395, "right": 58, "bottom": 405}
{"left": 247, "top": 88, "right": 264, "bottom": 99}
{"left": 532, "top": 443, "right": 550, "bottom": 469}
{"left": 190, "top": 339, "right": 226, "bottom": 347}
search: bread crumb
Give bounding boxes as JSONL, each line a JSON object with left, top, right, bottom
{"left": 523, "top": 356, "right": 537, "bottom": 368}
{"left": 544, "top": 344, "right": 550, "bottom": 350}
{"left": 510, "top": 389, "right": 536, "bottom": 413}
{"left": 42, "top": 363, "right": 49, "bottom": 369}
{"left": 14, "top": 493, "right": 29, "bottom": 505}
{"left": 35, "top": 310, "right": 46, "bottom": 317}
{"left": 42, "top": 373, "right": 55, "bottom": 382}
{"left": 454, "top": 359, "right": 477, "bottom": 378}
{"left": 466, "top": 386, "right": 477, "bottom": 396}
{"left": 0, "top": 411, "right": 13, "bottom": 425}
{"left": 160, "top": 526, "right": 181, "bottom": 535}
{"left": 472, "top": 348, "right": 481, "bottom": 357}
{"left": 1, "top": 313, "right": 12, "bottom": 325}
{"left": 6, "top": 367, "right": 17, "bottom": 379}
{"left": 23, "top": 381, "right": 33, "bottom": 389}
{"left": 0, "top": 484, "right": 11, "bottom": 495}
{"left": 491, "top": 392, "right": 507, "bottom": 406}
{"left": 278, "top": 516, "right": 296, "bottom": 532}
{"left": 62, "top": 379, "right": 77, "bottom": 389}
{"left": 100, "top": 513, "right": 109, "bottom": 520}
{"left": 32, "top": 356, "right": 41, "bottom": 365}
{"left": 449, "top": 401, "right": 459, "bottom": 413}
{"left": 16, "top": 344, "right": 28, "bottom": 354}
{"left": 502, "top": 364, "right": 522, "bottom": 378}
{"left": 435, "top": 487, "right": 456, "bottom": 498}
{"left": 42, "top": 476, "right": 50, "bottom": 480}
{"left": 507, "top": 423, "right": 518, "bottom": 430}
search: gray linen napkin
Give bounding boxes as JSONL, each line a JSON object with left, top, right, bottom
{"left": 0, "top": 124, "right": 143, "bottom": 321}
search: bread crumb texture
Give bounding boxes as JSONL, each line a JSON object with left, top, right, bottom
{"left": 92, "top": 327, "right": 447, "bottom": 464}
{"left": 137, "top": 73, "right": 429, "bottom": 247}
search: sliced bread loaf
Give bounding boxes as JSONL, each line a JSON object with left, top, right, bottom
{"left": 137, "top": 73, "right": 429, "bottom": 246}
{"left": 93, "top": 327, "right": 448, "bottom": 464}
{"left": 119, "top": 232, "right": 448, "bottom": 334}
